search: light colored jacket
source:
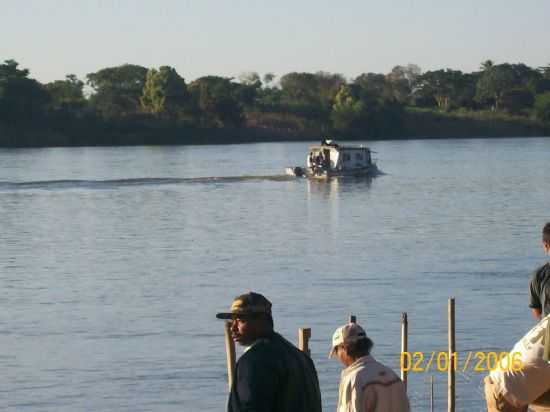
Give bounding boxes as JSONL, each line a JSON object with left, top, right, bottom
{"left": 489, "top": 314, "right": 550, "bottom": 407}
{"left": 337, "top": 355, "right": 410, "bottom": 412}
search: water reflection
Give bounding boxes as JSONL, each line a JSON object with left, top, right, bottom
{"left": 306, "top": 176, "right": 374, "bottom": 197}
{"left": 305, "top": 176, "right": 375, "bottom": 240}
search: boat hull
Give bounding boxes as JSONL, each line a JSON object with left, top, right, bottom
{"left": 285, "top": 165, "right": 379, "bottom": 178}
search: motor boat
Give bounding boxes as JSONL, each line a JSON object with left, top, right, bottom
{"left": 285, "top": 139, "right": 378, "bottom": 178}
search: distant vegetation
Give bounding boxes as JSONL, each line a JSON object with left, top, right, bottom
{"left": 0, "top": 59, "right": 549, "bottom": 147}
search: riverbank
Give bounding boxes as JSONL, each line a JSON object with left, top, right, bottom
{"left": 1, "top": 110, "right": 549, "bottom": 148}
{"left": 401, "top": 109, "right": 550, "bottom": 139}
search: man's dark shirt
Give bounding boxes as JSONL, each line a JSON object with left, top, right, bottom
{"left": 529, "top": 262, "right": 550, "bottom": 316}
{"left": 228, "top": 332, "right": 322, "bottom": 412}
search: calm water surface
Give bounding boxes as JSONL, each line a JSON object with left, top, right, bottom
{"left": 2, "top": 137, "right": 550, "bottom": 411}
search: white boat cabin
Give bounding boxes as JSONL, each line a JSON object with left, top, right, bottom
{"left": 306, "top": 141, "right": 373, "bottom": 172}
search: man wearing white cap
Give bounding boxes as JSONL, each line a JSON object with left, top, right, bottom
{"left": 330, "top": 322, "right": 409, "bottom": 412}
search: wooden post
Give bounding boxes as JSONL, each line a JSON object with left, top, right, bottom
{"left": 430, "top": 375, "right": 435, "bottom": 412}
{"left": 349, "top": 315, "right": 356, "bottom": 323}
{"left": 298, "top": 328, "right": 311, "bottom": 356}
{"left": 448, "top": 297, "right": 456, "bottom": 412}
{"left": 401, "top": 312, "right": 408, "bottom": 391}
{"left": 224, "top": 321, "right": 236, "bottom": 391}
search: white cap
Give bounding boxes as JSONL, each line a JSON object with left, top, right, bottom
{"left": 329, "top": 323, "right": 368, "bottom": 358}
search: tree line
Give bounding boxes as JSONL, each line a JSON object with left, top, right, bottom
{"left": 1, "top": 59, "right": 549, "bottom": 146}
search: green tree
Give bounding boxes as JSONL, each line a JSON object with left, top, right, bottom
{"left": 537, "top": 64, "right": 550, "bottom": 94}
{"left": 280, "top": 72, "right": 320, "bottom": 104}
{"left": 234, "top": 72, "right": 262, "bottom": 109}
{"left": 140, "top": 66, "right": 188, "bottom": 119}
{"left": 331, "top": 84, "right": 368, "bottom": 131}
{"left": 315, "top": 71, "right": 346, "bottom": 109}
{"left": 238, "top": 71, "right": 261, "bottom": 86}
{"left": 385, "top": 64, "right": 421, "bottom": 103}
{"left": 475, "top": 64, "right": 516, "bottom": 110}
{"left": 279, "top": 71, "right": 344, "bottom": 123}
{"left": 534, "top": 92, "right": 550, "bottom": 122}
{"left": 480, "top": 59, "right": 494, "bottom": 71}
{"left": 256, "top": 84, "right": 283, "bottom": 111}
{"left": 262, "top": 73, "right": 276, "bottom": 87}
{"left": 0, "top": 59, "right": 29, "bottom": 79}
{"left": 354, "top": 73, "right": 393, "bottom": 103}
{"left": 0, "top": 59, "right": 49, "bottom": 125}
{"left": 539, "top": 64, "right": 550, "bottom": 79}
{"left": 500, "top": 88, "right": 534, "bottom": 114}
{"left": 415, "top": 69, "right": 475, "bottom": 111}
{"left": 45, "top": 74, "right": 86, "bottom": 113}
{"left": 476, "top": 63, "right": 540, "bottom": 111}
{"left": 86, "top": 64, "right": 148, "bottom": 118}
{"left": 188, "top": 76, "right": 243, "bottom": 127}
{"left": 415, "top": 70, "right": 452, "bottom": 110}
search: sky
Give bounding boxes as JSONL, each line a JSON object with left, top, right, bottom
{"left": 2, "top": 0, "right": 549, "bottom": 84}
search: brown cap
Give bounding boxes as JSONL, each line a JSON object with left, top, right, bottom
{"left": 216, "top": 292, "right": 272, "bottom": 319}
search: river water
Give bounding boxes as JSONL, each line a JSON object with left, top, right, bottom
{"left": 2, "top": 137, "right": 550, "bottom": 411}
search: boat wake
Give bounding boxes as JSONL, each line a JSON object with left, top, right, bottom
{"left": 0, "top": 175, "right": 297, "bottom": 191}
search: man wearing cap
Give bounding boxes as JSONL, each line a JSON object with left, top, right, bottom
{"left": 529, "top": 222, "right": 550, "bottom": 320}
{"left": 330, "top": 322, "right": 409, "bottom": 412}
{"left": 216, "top": 292, "right": 322, "bottom": 412}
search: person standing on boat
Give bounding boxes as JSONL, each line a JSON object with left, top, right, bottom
{"left": 216, "top": 292, "right": 322, "bottom": 412}
{"left": 529, "top": 222, "right": 550, "bottom": 319}
{"left": 330, "top": 322, "right": 409, "bottom": 412}
{"left": 315, "top": 152, "right": 324, "bottom": 168}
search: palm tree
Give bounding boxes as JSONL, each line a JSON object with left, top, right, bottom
{"left": 480, "top": 60, "right": 494, "bottom": 71}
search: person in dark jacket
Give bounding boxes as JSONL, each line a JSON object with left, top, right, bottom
{"left": 216, "top": 292, "right": 322, "bottom": 412}
{"left": 529, "top": 222, "right": 550, "bottom": 319}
